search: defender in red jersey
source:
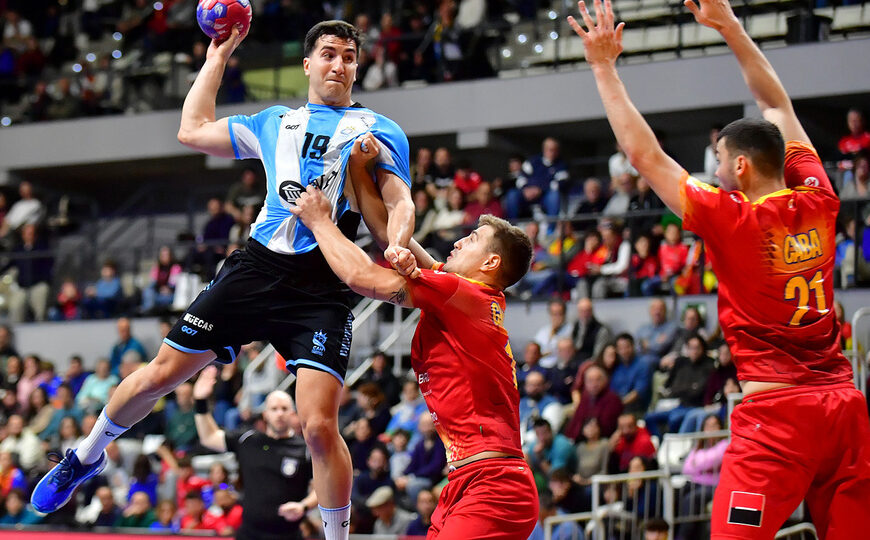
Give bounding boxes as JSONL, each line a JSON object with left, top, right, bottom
{"left": 290, "top": 180, "right": 538, "bottom": 539}
{"left": 569, "top": 0, "right": 870, "bottom": 537}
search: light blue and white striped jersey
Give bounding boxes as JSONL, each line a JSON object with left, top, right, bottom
{"left": 227, "top": 102, "right": 411, "bottom": 256}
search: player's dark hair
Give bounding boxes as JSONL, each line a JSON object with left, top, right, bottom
{"left": 532, "top": 418, "right": 552, "bottom": 430}
{"left": 615, "top": 332, "right": 634, "bottom": 345}
{"left": 304, "top": 20, "right": 362, "bottom": 57}
{"left": 717, "top": 118, "right": 785, "bottom": 178}
{"left": 478, "top": 215, "right": 533, "bottom": 289}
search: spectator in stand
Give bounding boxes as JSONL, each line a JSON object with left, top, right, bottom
{"left": 0, "top": 414, "right": 44, "bottom": 472}
{"left": 0, "top": 488, "right": 41, "bottom": 525}
{"left": 573, "top": 417, "right": 610, "bottom": 486}
{"left": 529, "top": 493, "right": 582, "bottom": 540}
{"left": 149, "top": 499, "right": 179, "bottom": 532}
{"left": 505, "top": 137, "right": 567, "bottom": 220}
{"left": 91, "top": 486, "right": 123, "bottom": 526}
{"left": 524, "top": 418, "right": 575, "bottom": 483}
{"left": 571, "top": 344, "right": 619, "bottom": 406}
{"left": 362, "top": 45, "right": 399, "bottom": 91}
{"left": 16, "top": 354, "right": 49, "bottom": 415}
{"left": 581, "top": 221, "right": 631, "bottom": 299}
{"left": 676, "top": 415, "right": 728, "bottom": 540}
{"left": 564, "top": 364, "right": 623, "bottom": 440}
{"left": 170, "top": 455, "right": 209, "bottom": 509}
{"left": 611, "top": 333, "right": 653, "bottom": 415}
{"left": 109, "top": 317, "right": 147, "bottom": 376}
{"left": 388, "top": 430, "right": 412, "bottom": 483}
{"left": 411, "top": 148, "right": 434, "bottom": 189}
{"left": 406, "top": 489, "right": 437, "bottom": 536}
{"left": 357, "top": 351, "right": 401, "bottom": 407}
{"left": 603, "top": 171, "right": 636, "bottom": 216}
{"left": 181, "top": 490, "right": 231, "bottom": 534}
{"left": 352, "top": 445, "right": 393, "bottom": 508}
{"left": 40, "top": 383, "right": 83, "bottom": 441}
{"left": 367, "top": 486, "right": 415, "bottom": 536}
{"left": 839, "top": 109, "right": 870, "bottom": 158}
{"left": 426, "top": 147, "right": 455, "bottom": 198}
{"left": 416, "top": 0, "right": 464, "bottom": 82}
{"left": 703, "top": 126, "right": 723, "bottom": 183}
{"left": 377, "top": 13, "right": 402, "bottom": 65}
{"left": 609, "top": 142, "right": 638, "bottom": 187}
{"left": 620, "top": 456, "right": 660, "bottom": 520}
{"left": 0, "top": 450, "right": 27, "bottom": 496}
{"left": 631, "top": 234, "right": 659, "bottom": 296}
{"left": 5, "top": 181, "right": 44, "bottom": 231}
{"left": 534, "top": 300, "right": 573, "bottom": 369}
{"left": 516, "top": 341, "right": 549, "bottom": 391}
{"left": 348, "top": 417, "right": 379, "bottom": 473}
{"left": 192, "top": 197, "right": 235, "bottom": 275}
{"left": 128, "top": 454, "right": 159, "bottom": 506}
{"left": 572, "top": 297, "right": 613, "bottom": 363}
{"left": 0, "top": 326, "right": 18, "bottom": 370}
{"left": 643, "top": 223, "right": 688, "bottom": 296}
{"left": 9, "top": 223, "right": 53, "bottom": 322}
{"left": 76, "top": 359, "right": 119, "bottom": 415}
{"left": 0, "top": 388, "right": 21, "bottom": 426}
{"left": 24, "top": 80, "right": 52, "bottom": 123}
{"left": 2, "top": 353, "right": 22, "bottom": 392}
{"left": 38, "top": 361, "right": 63, "bottom": 398}
{"left": 25, "top": 386, "right": 54, "bottom": 437}
{"left": 213, "top": 489, "right": 243, "bottom": 532}
{"left": 561, "top": 229, "right": 608, "bottom": 297}
{"left": 81, "top": 260, "right": 123, "bottom": 319}
{"left": 463, "top": 182, "right": 504, "bottom": 223}
{"left": 166, "top": 382, "right": 197, "bottom": 451}
{"left": 225, "top": 168, "right": 266, "bottom": 221}
{"left": 635, "top": 299, "right": 678, "bottom": 365}
{"left": 628, "top": 177, "right": 665, "bottom": 238}
{"left": 840, "top": 150, "right": 869, "bottom": 200}
{"left": 412, "top": 189, "right": 438, "bottom": 247}
{"left": 548, "top": 468, "right": 590, "bottom": 513}
{"left": 350, "top": 382, "right": 392, "bottom": 437}
{"left": 609, "top": 413, "right": 656, "bottom": 472}
{"left": 116, "top": 491, "right": 156, "bottom": 529}
{"left": 428, "top": 186, "right": 466, "bottom": 258}
{"left": 386, "top": 380, "right": 428, "bottom": 437}
{"left": 2, "top": 11, "right": 33, "bottom": 52}
{"left": 549, "top": 338, "right": 580, "bottom": 404}
{"left": 453, "top": 159, "right": 482, "bottom": 195}
{"left": 395, "top": 413, "right": 446, "bottom": 503}
{"left": 645, "top": 335, "right": 714, "bottom": 438}
{"left": 576, "top": 177, "right": 609, "bottom": 214}
{"left": 519, "top": 371, "right": 565, "bottom": 439}
{"left": 50, "top": 278, "right": 82, "bottom": 321}
{"left": 201, "top": 462, "right": 232, "bottom": 508}
{"left": 835, "top": 301, "right": 852, "bottom": 351}
{"left": 679, "top": 344, "right": 738, "bottom": 433}
{"left": 212, "top": 361, "right": 242, "bottom": 428}
{"left": 494, "top": 154, "right": 525, "bottom": 199}
{"left": 141, "top": 246, "right": 182, "bottom": 315}
{"left": 667, "top": 306, "right": 709, "bottom": 358}
{"left": 228, "top": 204, "right": 256, "bottom": 246}
{"left": 47, "top": 77, "right": 81, "bottom": 120}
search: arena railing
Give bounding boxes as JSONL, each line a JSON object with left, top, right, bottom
{"left": 589, "top": 469, "right": 672, "bottom": 540}
{"left": 543, "top": 510, "right": 596, "bottom": 540}
{"left": 850, "top": 307, "right": 870, "bottom": 396}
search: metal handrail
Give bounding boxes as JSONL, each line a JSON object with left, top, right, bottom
{"left": 775, "top": 522, "right": 818, "bottom": 539}
{"left": 543, "top": 511, "right": 595, "bottom": 540}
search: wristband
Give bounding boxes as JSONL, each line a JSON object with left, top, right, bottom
{"left": 194, "top": 398, "right": 210, "bottom": 415}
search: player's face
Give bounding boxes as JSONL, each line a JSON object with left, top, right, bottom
{"left": 715, "top": 138, "right": 740, "bottom": 192}
{"left": 304, "top": 35, "right": 357, "bottom": 107}
{"left": 443, "top": 225, "right": 498, "bottom": 277}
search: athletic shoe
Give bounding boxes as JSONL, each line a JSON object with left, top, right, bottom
{"left": 31, "top": 449, "right": 107, "bottom": 513}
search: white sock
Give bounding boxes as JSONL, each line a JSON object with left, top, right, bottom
{"left": 319, "top": 503, "right": 350, "bottom": 540}
{"left": 75, "top": 410, "right": 128, "bottom": 465}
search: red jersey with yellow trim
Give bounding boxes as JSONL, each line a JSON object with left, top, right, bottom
{"left": 679, "top": 141, "right": 851, "bottom": 385}
{"left": 406, "top": 268, "right": 523, "bottom": 462}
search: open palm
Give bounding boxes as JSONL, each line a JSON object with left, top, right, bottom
{"left": 567, "top": 0, "right": 625, "bottom": 66}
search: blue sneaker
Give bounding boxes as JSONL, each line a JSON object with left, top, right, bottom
{"left": 31, "top": 449, "right": 107, "bottom": 513}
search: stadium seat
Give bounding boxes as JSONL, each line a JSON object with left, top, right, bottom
{"left": 747, "top": 12, "right": 785, "bottom": 40}
{"left": 644, "top": 25, "right": 679, "bottom": 51}
{"left": 621, "top": 27, "right": 646, "bottom": 54}
{"left": 832, "top": 4, "right": 865, "bottom": 31}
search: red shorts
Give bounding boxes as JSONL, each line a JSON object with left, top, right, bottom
{"left": 427, "top": 457, "right": 538, "bottom": 540}
{"left": 712, "top": 382, "right": 870, "bottom": 540}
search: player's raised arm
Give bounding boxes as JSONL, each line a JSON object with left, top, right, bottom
{"left": 568, "top": 0, "right": 685, "bottom": 215}
{"left": 177, "top": 28, "right": 244, "bottom": 158}
{"left": 684, "top": 0, "right": 810, "bottom": 144}
{"left": 290, "top": 186, "right": 416, "bottom": 308}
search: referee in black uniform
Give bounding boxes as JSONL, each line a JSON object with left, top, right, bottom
{"left": 193, "top": 365, "right": 316, "bottom": 540}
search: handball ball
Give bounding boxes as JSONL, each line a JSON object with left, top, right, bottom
{"left": 196, "top": 0, "right": 252, "bottom": 41}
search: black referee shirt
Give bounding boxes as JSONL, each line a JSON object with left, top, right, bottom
{"left": 225, "top": 429, "right": 313, "bottom": 540}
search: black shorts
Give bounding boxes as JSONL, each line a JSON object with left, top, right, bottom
{"left": 164, "top": 240, "right": 354, "bottom": 384}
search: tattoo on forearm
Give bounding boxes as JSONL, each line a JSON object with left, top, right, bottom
{"left": 388, "top": 288, "right": 407, "bottom": 305}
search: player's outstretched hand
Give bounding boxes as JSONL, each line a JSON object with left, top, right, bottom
{"left": 193, "top": 365, "right": 219, "bottom": 400}
{"left": 684, "top": 0, "right": 740, "bottom": 32}
{"left": 289, "top": 185, "right": 332, "bottom": 227}
{"left": 567, "top": 0, "right": 625, "bottom": 67}
{"left": 207, "top": 26, "right": 245, "bottom": 64}
{"left": 350, "top": 133, "right": 380, "bottom": 167}
{"left": 385, "top": 245, "right": 422, "bottom": 279}
{"left": 278, "top": 501, "right": 306, "bottom": 522}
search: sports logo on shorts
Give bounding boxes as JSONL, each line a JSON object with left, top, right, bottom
{"left": 727, "top": 491, "right": 764, "bottom": 527}
{"left": 312, "top": 330, "right": 327, "bottom": 357}
{"left": 281, "top": 457, "right": 299, "bottom": 477}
